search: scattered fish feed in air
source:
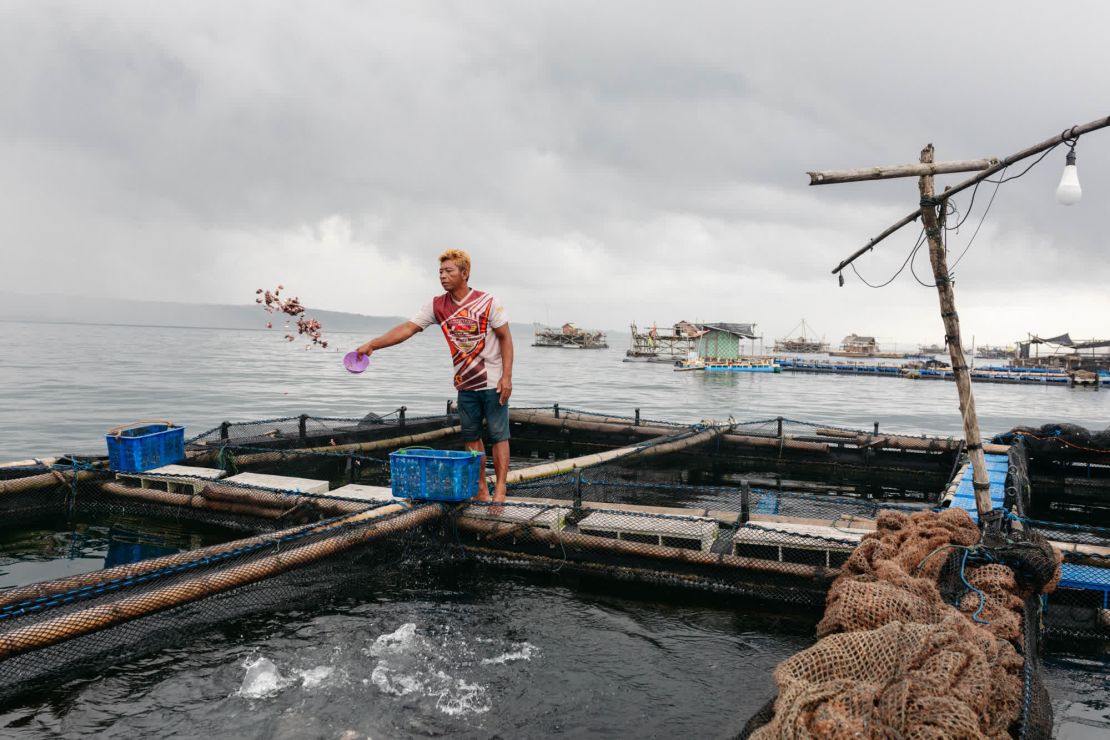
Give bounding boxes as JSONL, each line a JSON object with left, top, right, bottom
{"left": 255, "top": 285, "right": 329, "bottom": 349}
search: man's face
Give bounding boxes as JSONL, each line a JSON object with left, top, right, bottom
{"left": 439, "top": 260, "right": 468, "bottom": 292}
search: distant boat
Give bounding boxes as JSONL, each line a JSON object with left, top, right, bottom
{"left": 703, "top": 358, "right": 781, "bottom": 373}
{"left": 773, "top": 319, "right": 829, "bottom": 354}
{"left": 532, "top": 322, "right": 609, "bottom": 349}
{"left": 974, "top": 345, "right": 1015, "bottom": 360}
{"left": 673, "top": 355, "right": 705, "bottom": 372}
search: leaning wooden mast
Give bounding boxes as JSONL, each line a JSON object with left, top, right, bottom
{"left": 807, "top": 115, "right": 1110, "bottom": 526}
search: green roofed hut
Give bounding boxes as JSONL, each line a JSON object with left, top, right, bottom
{"left": 696, "top": 323, "right": 779, "bottom": 373}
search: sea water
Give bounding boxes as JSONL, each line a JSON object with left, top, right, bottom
{"left": 0, "top": 319, "right": 1107, "bottom": 737}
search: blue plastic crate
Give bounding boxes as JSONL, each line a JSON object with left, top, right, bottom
{"left": 389, "top": 448, "right": 482, "bottom": 501}
{"left": 106, "top": 422, "right": 185, "bottom": 473}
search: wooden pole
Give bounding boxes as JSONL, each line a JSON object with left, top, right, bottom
{"left": 918, "top": 144, "right": 993, "bottom": 519}
{"left": 808, "top": 158, "right": 998, "bottom": 185}
{"left": 831, "top": 114, "right": 1110, "bottom": 274}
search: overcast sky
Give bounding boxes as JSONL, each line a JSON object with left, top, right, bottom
{"left": 2, "top": 1, "right": 1108, "bottom": 346}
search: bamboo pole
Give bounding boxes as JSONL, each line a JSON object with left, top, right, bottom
{"left": 831, "top": 114, "right": 1110, "bottom": 274}
{"left": 0, "top": 457, "right": 58, "bottom": 469}
{"left": 0, "top": 469, "right": 98, "bottom": 496}
{"left": 918, "top": 144, "right": 992, "bottom": 519}
{"left": 187, "top": 425, "right": 461, "bottom": 465}
{"left": 96, "top": 481, "right": 300, "bottom": 520}
{"left": 463, "top": 544, "right": 832, "bottom": 595}
{"left": 0, "top": 517, "right": 346, "bottom": 610}
{"left": 456, "top": 516, "right": 830, "bottom": 579}
{"left": 813, "top": 428, "right": 962, "bottom": 452}
{"left": 808, "top": 158, "right": 998, "bottom": 185}
{"left": 504, "top": 424, "right": 732, "bottom": 484}
{"left": 97, "top": 481, "right": 367, "bottom": 518}
{"left": 512, "top": 410, "right": 830, "bottom": 454}
{"left": 0, "top": 503, "right": 441, "bottom": 660}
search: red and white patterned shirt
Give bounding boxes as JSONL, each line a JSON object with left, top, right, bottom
{"left": 411, "top": 289, "right": 509, "bottom": 391}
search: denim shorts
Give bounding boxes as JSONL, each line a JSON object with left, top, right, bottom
{"left": 457, "top": 389, "right": 511, "bottom": 443}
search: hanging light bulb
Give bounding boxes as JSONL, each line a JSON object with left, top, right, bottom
{"left": 1056, "top": 145, "right": 1082, "bottom": 205}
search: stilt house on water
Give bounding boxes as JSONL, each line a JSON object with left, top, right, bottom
{"left": 625, "top": 320, "right": 705, "bottom": 363}
{"left": 532, "top": 322, "right": 609, "bottom": 349}
{"left": 828, "top": 333, "right": 903, "bottom": 359}
{"left": 695, "top": 323, "right": 761, "bottom": 363}
{"left": 1014, "top": 332, "right": 1110, "bottom": 371}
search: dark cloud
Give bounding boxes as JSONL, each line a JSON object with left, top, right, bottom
{"left": 1, "top": 0, "right": 1108, "bottom": 345}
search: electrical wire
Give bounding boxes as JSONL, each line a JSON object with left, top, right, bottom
{"left": 987, "top": 144, "right": 1059, "bottom": 184}
{"left": 849, "top": 228, "right": 926, "bottom": 288}
{"left": 950, "top": 166, "right": 1006, "bottom": 269}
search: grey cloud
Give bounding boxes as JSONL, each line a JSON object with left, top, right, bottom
{"left": 1, "top": 0, "right": 1108, "bottom": 344}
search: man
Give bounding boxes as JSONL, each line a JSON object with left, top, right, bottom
{"left": 356, "top": 249, "right": 514, "bottom": 504}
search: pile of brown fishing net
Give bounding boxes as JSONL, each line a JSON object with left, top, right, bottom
{"left": 749, "top": 508, "right": 1061, "bottom": 739}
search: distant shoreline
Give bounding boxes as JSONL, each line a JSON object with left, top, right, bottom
{"left": 0, "top": 318, "right": 367, "bottom": 335}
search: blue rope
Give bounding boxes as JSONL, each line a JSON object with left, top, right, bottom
{"left": 960, "top": 549, "right": 990, "bottom": 624}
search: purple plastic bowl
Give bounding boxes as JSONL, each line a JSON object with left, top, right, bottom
{"left": 343, "top": 351, "right": 370, "bottom": 374}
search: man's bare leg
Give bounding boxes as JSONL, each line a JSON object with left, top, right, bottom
{"left": 491, "top": 440, "right": 510, "bottom": 503}
{"left": 465, "top": 439, "right": 490, "bottom": 502}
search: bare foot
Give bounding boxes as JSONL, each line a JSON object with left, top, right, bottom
{"left": 489, "top": 486, "right": 507, "bottom": 517}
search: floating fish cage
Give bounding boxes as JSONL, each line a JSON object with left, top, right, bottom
{"left": 0, "top": 406, "right": 1106, "bottom": 736}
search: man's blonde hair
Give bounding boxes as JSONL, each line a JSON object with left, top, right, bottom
{"left": 438, "top": 249, "right": 471, "bottom": 275}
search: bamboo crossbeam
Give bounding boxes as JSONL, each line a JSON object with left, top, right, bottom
{"left": 0, "top": 517, "right": 345, "bottom": 610}
{"left": 97, "top": 481, "right": 298, "bottom": 520}
{"left": 457, "top": 517, "right": 829, "bottom": 580}
{"left": 97, "top": 481, "right": 367, "bottom": 518}
{"left": 0, "top": 503, "right": 441, "bottom": 660}
{"left": 808, "top": 158, "right": 998, "bottom": 185}
{"left": 0, "top": 469, "right": 98, "bottom": 496}
{"left": 504, "top": 424, "right": 732, "bottom": 484}
{"left": 0, "top": 457, "right": 58, "bottom": 469}
{"left": 831, "top": 114, "right": 1110, "bottom": 274}
{"left": 187, "top": 425, "right": 461, "bottom": 465}
{"left": 814, "top": 428, "right": 961, "bottom": 452}
{"left": 512, "top": 409, "right": 831, "bottom": 454}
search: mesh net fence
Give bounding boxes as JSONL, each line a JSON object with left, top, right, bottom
{"left": 0, "top": 409, "right": 1105, "bottom": 733}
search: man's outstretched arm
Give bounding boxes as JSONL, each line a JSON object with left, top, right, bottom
{"left": 357, "top": 321, "right": 423, "bottom": 357}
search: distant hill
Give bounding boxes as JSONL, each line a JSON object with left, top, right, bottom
{"left": 0, "top": 292, "right": 536, "bottom": 336}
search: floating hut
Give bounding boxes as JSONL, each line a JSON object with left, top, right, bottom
{"left": 532, "top": 322, "right": 609, "bottom": 349}
{"left": 625, "top": 320, "right": 705, "bottom": 363}
{"left": 693, "top": 323, "right": 778, "bottom": 371}
{"left": 828, "top": 333, "right": 903, "bottom": 359}
{"left": 1015, "top": 332, "right": 1110, "bottom": 371}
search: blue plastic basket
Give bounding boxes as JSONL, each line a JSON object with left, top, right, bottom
{"left": 389, "top": 448, "right": 482, "bottom": 501}
{"left": 106, "top": 421, "right": 185, "bottom": 473}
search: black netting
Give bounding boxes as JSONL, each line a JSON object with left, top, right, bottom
{"left": 0, "top": 408, "right": 1104, "bottom": 734}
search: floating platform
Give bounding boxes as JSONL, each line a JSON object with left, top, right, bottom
{"left": 577, "top": 510, "right": 719, "bottom": 552}
{"left": 223, "top": 472, "right": 330, "bottom": 494}
{"left": 116, "top": 464, "right": 226, "bottom": 494}
{"left": 778, "top": 358, "right": 1110, "bottom": 387}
